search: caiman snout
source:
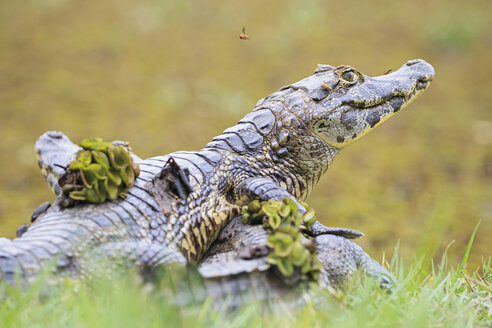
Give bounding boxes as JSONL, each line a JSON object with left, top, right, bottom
{"left": 310, "top": 58, "right": 435, "bottom": 149}
{"left": 404, "top": 59, "right": 435, "bottom": 93}
{"left": 402, "top": 58, "right": 435, "bottom": 84}
{"left": 378, "top": 58, "right": 435, "bottom": 101}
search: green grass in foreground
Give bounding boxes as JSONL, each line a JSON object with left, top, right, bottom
{"left": 0, "top": 223, "right": 490, "bottom": 328}
{"left": 0, "top": 250, "right": 490, "bottom": 328}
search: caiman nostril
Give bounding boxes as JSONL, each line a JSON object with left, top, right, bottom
{"left": 47, "top": 131, "right": 63, "bottom": 139}
{"left": 406, "top": 59, "right": 421, "bottom": 67}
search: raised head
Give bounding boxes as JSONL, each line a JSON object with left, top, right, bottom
{"left": 289, "top": 59, "right": 435, "bottom": 148}
{"left": 207, "top": 59, "right": 434, "bottom": 199}
{"left": 245, "top": 59, "right": 434, "bottom": 198}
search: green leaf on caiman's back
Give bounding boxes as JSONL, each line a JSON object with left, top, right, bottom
{"left": 241, "top": 198, "right": 321, "bottom": 281}
{"left": 60, "top": 137, "right": 139, "bottom": 206}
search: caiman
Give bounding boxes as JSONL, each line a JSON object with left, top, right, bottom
{"left": 0, "top": 59, "right": 434, "bottom": 294}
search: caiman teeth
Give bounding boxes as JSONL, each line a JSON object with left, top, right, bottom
{"left": 404, "top": 79, "right": 430, "bottom": 102}
{"left": 416, "top": 80, "right": 429, "bottom": 91}
{"left": 389, "top": 97, "right": 404, "bottom": 109}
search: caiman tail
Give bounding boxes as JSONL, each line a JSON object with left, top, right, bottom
{"left": 0, "top": 132, "right": 187, "bottom": 285}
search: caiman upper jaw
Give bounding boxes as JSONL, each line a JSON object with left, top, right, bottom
{"left": 398, "top": 59, "right": 435, "bottom": 93}
{"left": 373, "top": 58, "right": 434, "bottom": 106}
{"left": 405, "top": 58, "right": 435, "bottom": 79}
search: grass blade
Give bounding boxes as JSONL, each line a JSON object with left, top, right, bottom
{"left": 458, "top": 220, "right": 481, "bottom": 277}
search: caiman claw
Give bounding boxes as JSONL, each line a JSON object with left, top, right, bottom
{"left": 307, "top": 221, "right": 364, "bottom": 239}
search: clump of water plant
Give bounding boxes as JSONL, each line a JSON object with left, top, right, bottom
{"left": 241, "top": 198, "right": 321, "bottom": 281}
{"left": 59, "top": 137, "right": 140, "bottom": 207}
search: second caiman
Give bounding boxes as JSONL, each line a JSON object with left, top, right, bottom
{"left": 0, "top": 59, "right": 434, "bottom": 286}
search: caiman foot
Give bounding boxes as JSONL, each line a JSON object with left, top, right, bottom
{"left": 306, "top": 221, "right": 364, "bottom": 239}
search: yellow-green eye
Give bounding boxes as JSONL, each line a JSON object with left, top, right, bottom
{"left": 341, "top": 70, "right": 357, "bottom": 83}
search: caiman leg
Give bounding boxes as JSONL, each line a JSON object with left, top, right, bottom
{"left": 202, "top": 217, "right": 394, "bottom": 294}
{"left": 236, "top": 177, "right": 363, "bottom": 239}
{"left": 314, "top": 234, "right": 393, "bottom": 289}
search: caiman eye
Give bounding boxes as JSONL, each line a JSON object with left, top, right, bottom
{"left": 341, "top": 70, "right": 357, "bottom": 83}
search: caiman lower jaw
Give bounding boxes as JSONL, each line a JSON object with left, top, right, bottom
{"left": 396, "top": 78, "right": 432, "bottom": 111}
{"left": 369, "top": 77, "right": 433, "bottom": 126}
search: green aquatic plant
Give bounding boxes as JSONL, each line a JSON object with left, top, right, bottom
{"left": 242, "top": 198, "right": 321, "bottom": 281}
{"left": 59, "top": 137, "right": 140, "bottom": 206}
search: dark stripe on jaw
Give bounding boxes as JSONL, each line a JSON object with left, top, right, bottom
{"left": 365, "top": 111, "right": 381, "bottom": 128}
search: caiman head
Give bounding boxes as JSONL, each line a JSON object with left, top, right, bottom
{"left": 249, "top": 59, "right": 434, "bottom": 199}
{"left": 285, "top": 59, "right": 435, "bottom": 149}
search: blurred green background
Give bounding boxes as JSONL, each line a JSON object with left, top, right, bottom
{"left": 0, "top": 0, "right": 490, "bottom": 269}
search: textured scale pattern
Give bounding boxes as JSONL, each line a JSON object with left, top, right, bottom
{"left": 0, "top": 59, "right": 434, "bottom": 291}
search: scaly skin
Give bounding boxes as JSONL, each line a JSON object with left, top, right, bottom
{"left": 200, "top": 217, "right": 394, "bottom": 307}
{"left": 0, "top": 59, "right": 434, "bottom": 286}
{"left": 23, "top": 132, "right": 395, "bottom": 298}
